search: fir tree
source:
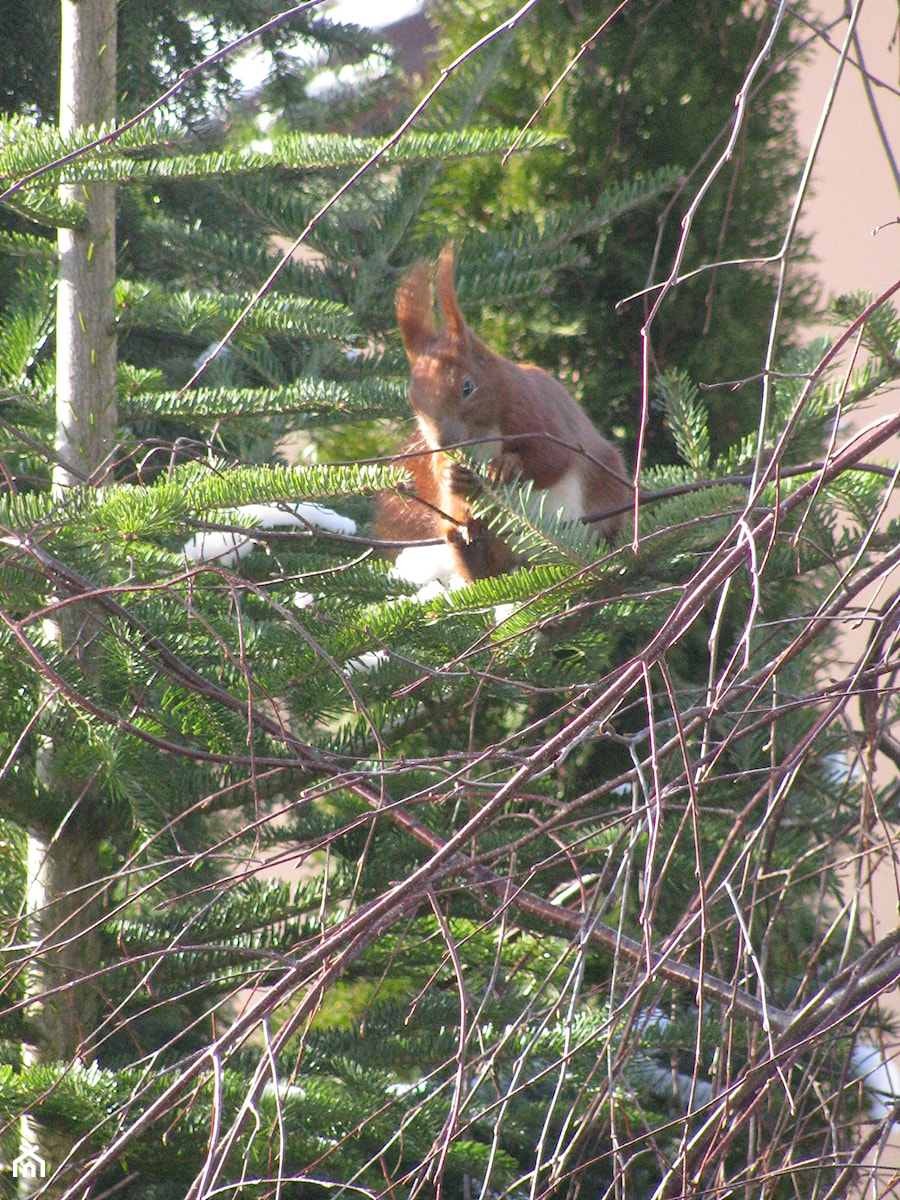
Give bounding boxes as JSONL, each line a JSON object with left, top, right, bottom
{"left": 426, "top": 0, "right": 819, "bottom": 464}
{"left": 0, "top": 5, "right": 897, "bottom": 1200}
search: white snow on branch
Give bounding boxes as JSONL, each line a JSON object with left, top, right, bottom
{"left": 392, "top": 542, "right": 464, "bottom": 590}
{"left": 852, "top": 1041, "right": 900, "bottom": 1121}
{"left": 183, "top": 502, "right": 356, "bottom": 567}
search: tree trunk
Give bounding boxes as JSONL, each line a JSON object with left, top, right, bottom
{"left": 21, "top": 5, "right": 118, "bottom": 1188}
{"left": 24, "top": 0, "right": 118, "bottom": 1110}
{"left": 55, "top": 0, "right": 117, "bottom": 488}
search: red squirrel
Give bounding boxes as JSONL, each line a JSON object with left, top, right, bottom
{"left": 381, "top": 243, "right": 631, "bottom": 581}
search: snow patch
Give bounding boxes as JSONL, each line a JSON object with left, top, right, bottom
{"left": 183, "top": 502, "right": 356, "bottom": 567}
{"left": 392, "top": 543, "right": 463, "bottom": 589}
{"left": 852, "top": 1041, "right": 900, "bottom": 1120}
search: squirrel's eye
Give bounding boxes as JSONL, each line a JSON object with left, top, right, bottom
{"left": 462, "top": 378, "right": 475, "bottom": 398}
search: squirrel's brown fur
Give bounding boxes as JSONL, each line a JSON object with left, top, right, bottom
{"left": 378, "top": 243, "right": 630, "bottom": 580}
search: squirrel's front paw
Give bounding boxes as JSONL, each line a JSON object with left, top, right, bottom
{"left": 443, "top": 459, "right": 480, "bottom": 500}
{"left": 491, "top": 451, "right": 522, "bottom": 485}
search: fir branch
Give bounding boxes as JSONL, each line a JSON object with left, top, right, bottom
{"left": 119, "top": 378, "right": 408, "bottom": 423}
{"left": 657, "top": 370, "right": 710, "bottom": 470}
{"left": 832, "top": 293, "right": 900, "bottom": 370}
{"left": 0, "top": 228, "right": 56, "bottom": 260}
{"left": 116, "top": 280, "right": 357, "bottom": 342}
{"left": 1, "top": 124, "right": 563, "bottom": 195}
{"left": 1, "top": 539, "right": 790, "bottom": 1042}
{"left": 473, "top": 475, "right": 608, "bottom": 568}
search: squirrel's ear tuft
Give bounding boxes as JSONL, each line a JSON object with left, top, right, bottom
{"left": 435, "top": 242, "right": 467, "bottom": 342}
{"left": 396, "top": 260, "right": 436, "bottom": 362}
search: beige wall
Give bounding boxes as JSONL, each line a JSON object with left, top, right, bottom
{"left": 796, "top": 2, "right": 900, "bottom": 1188}
{"left": 797, "top": 1, "right": 900, "bottom": 304}
{"left": 797, "top": 0, "right": 900, "bottom": 737}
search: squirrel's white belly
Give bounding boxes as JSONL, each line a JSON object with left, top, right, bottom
{"left": 542, "top": 469, "right": 584, "bottom": 521}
